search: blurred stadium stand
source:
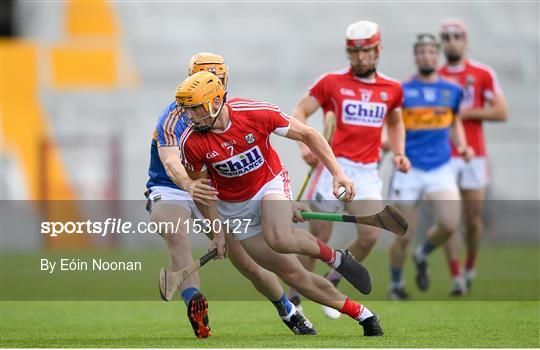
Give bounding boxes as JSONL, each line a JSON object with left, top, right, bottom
{"left": 1, "top": 1, "right": 538, "bottom": 248}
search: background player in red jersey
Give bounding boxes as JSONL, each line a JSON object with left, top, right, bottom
{"left": 438, "top": 19, "right": 508, "bottom": 295}
{"left": 177, "top": 71, "right": 385, "bottom": 336}
{"left": 290, "top": 20, "right": 410, "bottom": 318}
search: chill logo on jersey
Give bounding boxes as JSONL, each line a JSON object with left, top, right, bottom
{"left": 342, "top": 99, "right": 387, "bottom": 128}
{"left": 212, "top": 145, "right": 264, "bottom": 178}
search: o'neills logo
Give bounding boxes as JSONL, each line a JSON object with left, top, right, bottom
{"left": 212, "top": 146, "right": 264, "bottom": 177}
{"left": 342, "top": 99, "right": 387, "bottom": 127}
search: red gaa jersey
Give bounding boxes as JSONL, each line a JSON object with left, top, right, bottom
{"left": 309, "top": 67, "right": 403, "bottom": 163}
{"left": 439, "top": 59, "right": 503, "bottom": 157}
{"left": 181, "top": 98, "right": 290, "bottom": 202}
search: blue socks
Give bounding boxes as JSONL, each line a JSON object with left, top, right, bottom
{"left": 422, "top": 241, "right": 435, "bottom": 256}
{"left": 390, "top": 266, "right": 403, "bottom": 287}
{"left": 271, "top": 293, "right": 294, "bottom": 319}
{"left": 181, "top": 287, "right": 200, "bottom": 306}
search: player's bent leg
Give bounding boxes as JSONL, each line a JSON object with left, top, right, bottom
{"left": 461, "top": 188, "right": 485, "bottom": 290}
{"left": 345, "top": 198, "right": 385, "bottom": 262}
{"left": 226, "top": 233, "right": 282, "bottom": 300}
{"left": 151, "top": 203, "right": 209, "bottom": 338}
{"left": 261, "top": 193, "right": 372, "bottom": 294}
{"left": 444, "top": 228, "right": 466, "bottom": 295}
{"left": 225, "top": 233, "right": 316, "bottom": 335}
{"left": 431, "top": 189, "right": 465, "bottom": 295}
{"left": 388, "top": 203, "right": 417, "bottom": 300}
{"left": 413, "top": 190, "right": 461, "bottom": 292}
{"left": 151, "top": 203, "right": 200, "bottom": 294}
{"left": 239, "top": 234, "right": 382, "bottom": 336}
{"left": 290, "top": 210, "right": 334, "bottom": 309}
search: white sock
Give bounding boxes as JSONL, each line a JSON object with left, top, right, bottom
{"left": 280, "top": 303, "right": 296, "bottom": 321}
{"left": 328, "top": 250, "right": 343, "bottom": 269}
{"left": 358, "top": 306, "right": 374, "bottom": 322}
{"left": 414, "top": 246, "right": 426, "bottom": 262}
{"left": 390, "top": 280, "right": 405, "bottom": 290}
{"left": 465, "top": 269, "right": 476, "bottom": 280}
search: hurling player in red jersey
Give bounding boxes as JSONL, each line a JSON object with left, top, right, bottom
{"left": 437, "top": 19, "right": 508, "bottom": 295}
{"left": 177, "top": 71, "right": 384, "bottom": 336}
{"left": 290, "top": 20, "right": 410, "bottom": 318}
{"left": 150, "top": 53, "right": 317, "bottom": 337}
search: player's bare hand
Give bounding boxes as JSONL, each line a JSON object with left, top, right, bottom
{"left": 188, "top": 178, "right": 218, "bottom": 206}
{"left": 332, "top": 173, "right": 356, "bottom": 201}
{"left": 209, "top": 231, "right": 227, "bottom": 259}
{"left": 458, "top": 145, "right": 475, "bottom": 162}
{"left": 291, "top": 201, "right": 310, "bottom": 223}
{"left": 300, "top": 143, "right": 319, "bottom": 167}
{"left": 394, "top": 153, "right": 411, "bottom": 173}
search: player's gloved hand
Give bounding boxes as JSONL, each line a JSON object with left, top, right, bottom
{"left": 300, "top": 143, "right": 319, "bottom": 167}
{"left": 332, "top": 172, "right": 356, "bottom": 202}
{"left": 291, "top": 201, "right": 310, "bottom": 223}
{"left": 209, "top": 231, "right": 227, "bottom": 259}
{"left": 458, "top": 145, "right": 475, "bottom": 162}
{"left": 394, "top": 153, "right": 411, "bottom": 173}
{"left": 188, "top": 178, "right": 219, "bottom": 206}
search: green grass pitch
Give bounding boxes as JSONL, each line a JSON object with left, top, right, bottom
{"left": 1, "top": 245, "right": 539, "bottom": 347}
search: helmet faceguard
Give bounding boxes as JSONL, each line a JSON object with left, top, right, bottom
{"left": 176, "top": 71, "right": 226, "bottom": 133}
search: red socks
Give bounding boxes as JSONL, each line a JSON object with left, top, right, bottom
{"left": 448, "top": 259, "right": 461, "bottom": 278}
{"left": 465, "top": 252, "right": 476, "bottom": 271}
{"left": 316, "top": 239, "right": 336, "bottom": 264}
{"left": 339, "top": 298, "right": 363, "bottom": 319}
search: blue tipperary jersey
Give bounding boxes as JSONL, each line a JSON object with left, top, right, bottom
{"left": 146, "top": 101, "right": 189, "bottom": 190}
{"left": 402, "top": 77, "right": 463, "bottom": 171}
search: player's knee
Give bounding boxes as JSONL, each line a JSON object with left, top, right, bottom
{"left": 393, "top": 235, "right": 412, "bottom": 250}
{"left": 280, "top": 269, "right": 309, "bottom": 288}
{"left": 438, "top": 219, "right": 459, "bottom": 235}
{"left": 356, "top": 228, "right": 379, "bottom": 250}
{"left": 265, "top": 232, "right": 294, "bottom": 254}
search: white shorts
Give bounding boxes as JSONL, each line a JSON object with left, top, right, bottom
{"left": 450, "top": 157, "right": 489, "bottom": 190}
{"left": 389, "top": 162, "right": 458, "bottom": 202}
{"left": 146, "top": 186, "right": 204, "bottom": 220}
{"left": 308, "top": 157, "right": 382, "bottom": 213}
{"left": 217, "top": 169, "right": 292, "bottom": 241}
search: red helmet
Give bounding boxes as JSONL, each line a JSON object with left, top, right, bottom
{"left": 440, "top": 19, "right": 468, "bottom": 39}
{"left": 345, "top": 20, "right": 381, "bottom": 49}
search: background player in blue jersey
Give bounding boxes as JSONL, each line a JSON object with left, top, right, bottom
{"left": 146, "top": 53, "right": 316, "bottom": 338}
{"left": 387, "top": 34, "right": 474, "bottom": 300}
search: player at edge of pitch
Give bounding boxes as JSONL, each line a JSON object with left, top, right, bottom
{"left": 438, "top": 19, "right": 508, "bottom": 295}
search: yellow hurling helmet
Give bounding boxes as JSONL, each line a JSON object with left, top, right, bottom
{"left": 175, "top": 71, "right": 226, "bottom": 132}
{"left": 188, "top": 52, "right": 229, "bottom": 88}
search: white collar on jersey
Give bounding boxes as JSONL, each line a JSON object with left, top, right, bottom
{"left": 445, "top": 61, "right": 467, "bottom": 73}
{"left": 353, "top": 75, "right": 377, "bottom": 84}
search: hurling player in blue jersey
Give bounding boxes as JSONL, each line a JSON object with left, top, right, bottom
{"left": 387, "top": 34, "right": 474, "bottom": 300}
{"left": 146, "top": 53, "right": 315, "bottom": 338}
